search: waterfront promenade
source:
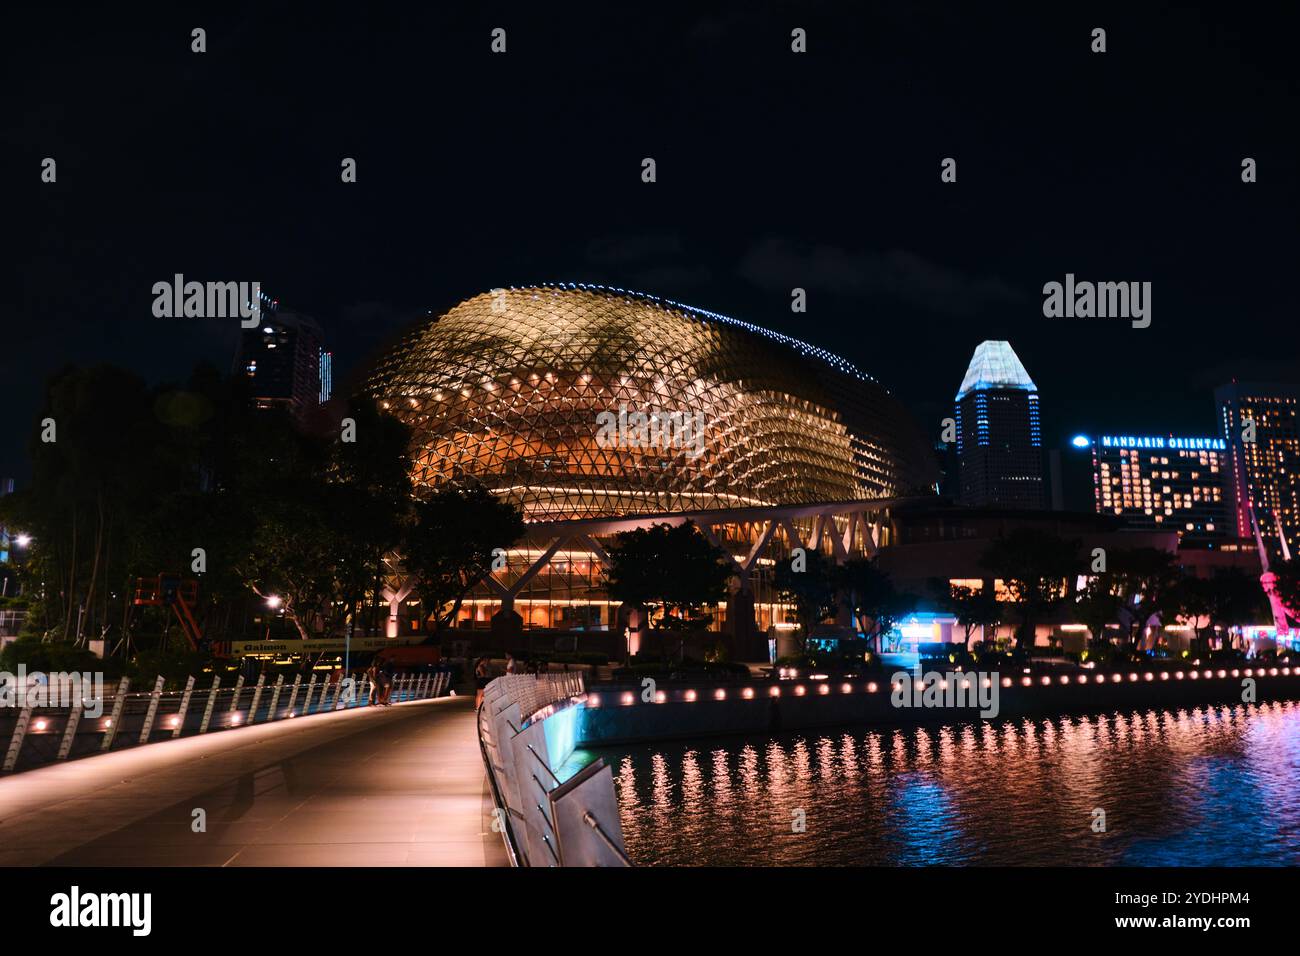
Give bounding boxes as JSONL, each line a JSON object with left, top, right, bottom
{"left": 0, "top": 696, "right": 505, "bottom": 867}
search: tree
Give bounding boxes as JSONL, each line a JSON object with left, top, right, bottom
{"left": 979, "top": 529, "right": 1080, "bottom": 651}
{"left": 604, "top": 521, "right": 733, "bottom": 659}
{"left": 0, "top": 365, "right": 199, "bottom": 647}
{"left": 401, "top": 483, "right": 526, "bottom": 638}
{"left": 235, "top": 480, "right": 336, "bottom": 640}
{"left": 327, "top": 398, "right": 413, "bottom": 639}
{"left": 937, "top": 581, "right": 1001, "bottom": 651}
{"left": 0, "top": 366, "right": 429, "bottom": 661}
{"left": 1110, "top": 547, "right": 1183, "bottom": 652}
{"left": 1172, "top": 573, "right": 1215, "bottom": 657}
{"left": 1200, "top": 567, "right": 1269, "bottom": 652}
{"left": 1073, "top": 572, "right": 1124, "bottom": 651}
{"left": 227, "top": 406, "right": 337, "bottom": 640}
{"left": 842, "top": 558, "right": 919, "bottom": 653}
{"left": 774, "top": 549, "right": 839, "bottom": 654}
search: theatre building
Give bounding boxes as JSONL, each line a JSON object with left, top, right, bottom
{"left": 363, "top": 284, "right": 937, "bottom": 657}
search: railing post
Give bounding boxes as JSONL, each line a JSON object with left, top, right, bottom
{"left": 100, "top": 677, "right": 130, "bottom": 752}
{"left": 57, "top": 697, "right": 84, "bottom": 760}
{"left": 227, "top": 674, "right": 246, "bottom": 723}
{"left": 172, "top": 675, "right": 196, "bottom": 738}
{"left": 285, "top": 674, "right": 302, "bottom": 716}
{"left": 198, "top": 674, "right": 221, "bottom": 734}
{"left": 138, "top": 675, "right": 166, "bottom": 744}
{"left": 2, "top": 703, "right": 33, "bottom": 772}
{"left": 267, "top": 675, "right": 285, "bottom": 720}
{"left": 248, "top": 673, "right": 267, "bottom": 723}
{"left": 301, "top": 674, "right": 318, "bottom": 714}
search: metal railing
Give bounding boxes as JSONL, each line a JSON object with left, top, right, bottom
{"left": 0, "top": 669, "right": 453, "bottom": 774}
{"left": 477, "top": 672, "right": 631, "bottom": 867}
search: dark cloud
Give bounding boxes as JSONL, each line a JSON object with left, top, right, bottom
{"left": 738, "top": 238, "right": 1026, "bottom": 317}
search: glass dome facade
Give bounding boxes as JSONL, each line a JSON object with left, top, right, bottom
{"left": 364, "top": 284, "right": 934, "bottom": 521}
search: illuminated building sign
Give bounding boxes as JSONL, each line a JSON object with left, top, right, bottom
{"left": 1092, "top": 432, "right": 1230, "bottom": 539}
{"left": 1100, "top": 436, "right": 1225, "bottom": 451}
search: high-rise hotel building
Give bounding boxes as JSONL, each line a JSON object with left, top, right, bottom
{"left": 236, "top": 291, "right": 333, "bottom": 423}
{"left": 954, "top": 340, "right": 1045, "bottom": 508}
{"left": 1088, "top": 435, "right": 1229, "bottom": 541}
{"left": 1215, "top": 382, "right": 1300, "bottom": 560}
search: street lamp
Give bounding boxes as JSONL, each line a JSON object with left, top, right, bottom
{"left": 263, "top": 595, "right": 283, "bottom": 640}
{"left": 3, "top": 534, "right": 31, "bottom": 597}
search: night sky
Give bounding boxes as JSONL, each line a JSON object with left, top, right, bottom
{"left": 6, "top": 2, "right": 1298, "bottom": 482}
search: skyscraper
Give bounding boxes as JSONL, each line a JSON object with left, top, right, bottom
{"left": 1087, "top": 434, "right": 1229, "bottom": 541}
{"left": 954, "top": 340, "right": 1044, "bottom": 508}
{"left": 236, "top": 292, "right": 332, "bottom": 422}
{"left": 1215, "top": 382, "right": 1300, "bottom": 561}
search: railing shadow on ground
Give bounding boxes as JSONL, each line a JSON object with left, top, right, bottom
{"left": 0, "top": 670, "right": 454, "bottom": 774}
{"left": 478, "top": 673, "right": 630, "bottom": 867}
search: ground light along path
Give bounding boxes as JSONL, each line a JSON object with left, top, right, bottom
{"left": 0, "top": 695, "right": 506, "bottom": 867}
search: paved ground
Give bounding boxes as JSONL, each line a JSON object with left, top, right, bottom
{"left": 0, "top": 695, "right": 507, "bottom": 867}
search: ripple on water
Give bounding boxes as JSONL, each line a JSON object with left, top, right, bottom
{"left": 592, "top": 702, "right": 1300, "bottom": 866}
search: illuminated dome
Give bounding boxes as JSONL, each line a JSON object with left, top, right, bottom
{"left": 364, "top": 284, "right": 935, "bottom": 521}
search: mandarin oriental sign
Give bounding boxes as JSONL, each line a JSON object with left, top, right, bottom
{"left": 1100, "top": 435, "right": 1225, "bottom": 451}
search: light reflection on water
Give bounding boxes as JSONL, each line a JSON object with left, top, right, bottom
{"left": 589, "top": 702, "right": 1300, "bottom": 866}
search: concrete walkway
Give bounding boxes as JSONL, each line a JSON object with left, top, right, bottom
{"left": 0, "top": 695, "right": 507, "bottom": 867}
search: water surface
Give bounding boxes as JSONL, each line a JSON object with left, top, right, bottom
{"left": 587, "top": 701, "right": 1300, "bottom": 865}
